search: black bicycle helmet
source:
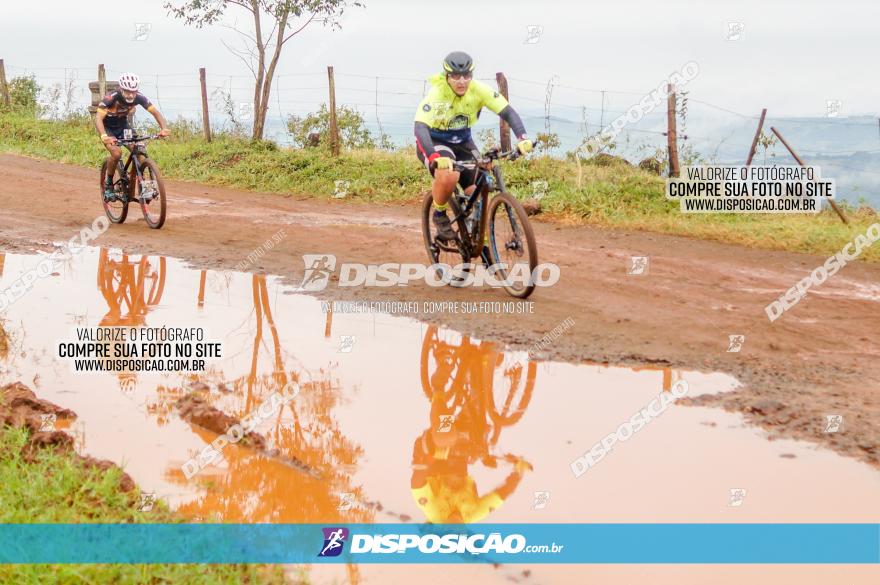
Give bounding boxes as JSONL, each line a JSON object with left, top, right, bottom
{"left": 443, "top": 51, "right": 475, "bottom": 75}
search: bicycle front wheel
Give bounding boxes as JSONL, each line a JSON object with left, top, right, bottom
{"left": 487, "top": 192, "right": 539, "bottom": 299}
{"left": 137, "top": 157, "right": 167, "bottom": 229}
{"left": 100, "top": 159, "right": 128, "bottom": 224}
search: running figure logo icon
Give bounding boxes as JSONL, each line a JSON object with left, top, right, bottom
{"left": 39, "top": 413, "right": 57, "bottom": 432}
{"left": 728, "top": 488, "right": 746, "bottom": 507}
{"left": 437, "top": 415, "right": 455, "bottom": 432}
{"left": 726, "top": 22, "right": 744, "bottom": 41}
{"left": 338, "top": 335, "right": 356, "bottom": 353}
{"left": 318, "top": 527, "right": 349, "bottom": 557}
{"left": 137, "top": 492, "right": 156, "bottom": 512}
{"left": 300, "top": 254, "right": 337, "bottom": 291}
{"left": 824, "top": 414, "right": 843, "bottom": 433}
{"left": 627, "top": 256, "right": 649, "bottom": 276}
{"left": 727, "top": 334, "right": 746, "bottom": 353}
{"left": 533, "top": 491, "right": 551, "bottom": 510}
{"left": 524, "top": 25, "right": 544, "bottom": 44}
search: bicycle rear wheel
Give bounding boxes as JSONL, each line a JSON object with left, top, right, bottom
{"left": 487, "top": 192, "right": 539, "bottom": 299}
{"left": 100, "top": 159, "right": 128, "bottom": 224}
{"left": 136, "top": 157, "right": 167, "bottom": 229}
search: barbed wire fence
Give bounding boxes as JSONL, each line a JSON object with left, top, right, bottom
{"left": 3, "top": 61, "right": 880, "bottom": 193}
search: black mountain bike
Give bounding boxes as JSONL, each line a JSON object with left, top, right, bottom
{"left": 421, "top": 147, "right": 539, "bottom": 299}
{"left": 99, "top": 134, "right": 167, "bottom": 229}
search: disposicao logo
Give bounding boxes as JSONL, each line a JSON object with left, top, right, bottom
{"left": 300, "top": 254, "right": 337, "bottom": 291}
{"left": 318, "top": 527, "right": 349, "bottom": 557}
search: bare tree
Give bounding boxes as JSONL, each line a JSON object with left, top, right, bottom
{"left": 165, "top": 0, "right": 363, "bottom": 141}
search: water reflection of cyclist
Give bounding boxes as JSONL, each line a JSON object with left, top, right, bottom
{"left": 97, "top": 249, "right": 165, "bottom": 328}
{"left": 96, "top": 249, "right": 166, "bottom": 392}
{"left": 412, "top": 327, "right": 534, "bottom": 523}
{"left": 410, "top": 394, "right": 532, "bottom": 523}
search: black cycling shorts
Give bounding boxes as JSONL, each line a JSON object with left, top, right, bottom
{"left": 416, "top": 140, "right": 478, "bottom": 188}
{"left": 104, "top": 125, "right": 141, "bottom": 153}
{"left": 106, "top": 125, "right": 133, "bottom": 140}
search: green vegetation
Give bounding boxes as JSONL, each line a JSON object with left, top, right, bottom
{"left": 0, "top": 109, "right": 877, "bottom": 262}
{"left": 287, "top": 103, "right": 393, "bottom": 149}
{"left": 8, "top": 75, "right": 41, "bottom": 113}
{"left": 0, "top": 425, "right": 286, "bottom": 583}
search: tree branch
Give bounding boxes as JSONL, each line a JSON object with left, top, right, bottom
{"left": 264, "top": 19, "right": 280, "bottom": 52}
{"left": 281, "top": 12, "right": 317, "bottom": 45}
{"left": 220, "top": 38, "right": 257, "bottom": 76}
{"left": 227, "top": 0, "right": 255, "bottom": 13}
{"left": 219, "top": 21, "right": 257, "bottom": 44}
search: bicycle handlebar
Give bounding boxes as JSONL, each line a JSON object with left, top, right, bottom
{"left": 113, "top": 134, "right": 162, "bottom": 144}
{"left": 451, "top": 147, "right": 521, "bottom": 171}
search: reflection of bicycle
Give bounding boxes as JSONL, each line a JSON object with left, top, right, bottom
{"left": 419, "top": 325, "right": 535, "bottom": 447}
{"left": 100, "top": 133, "right": 167, "bottom": 229}
{"left": 97, "top": 249, "right": 166, "bottom": 327}
{"left": 421, "top": 146, "right": 539, "bottom": 299}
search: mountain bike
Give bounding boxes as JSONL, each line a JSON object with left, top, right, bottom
{"left": 421, "top": 146, "right": 538, "bottom": 299}
{"left": 99, "top": 133, "right": 167, "bottom": 229}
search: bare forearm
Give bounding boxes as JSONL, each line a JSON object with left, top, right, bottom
{"left": 152, "top": 110, "right": 168, "bottom": 130}
{"left": 95, "top": 114, "right": 107, "bottom": 136}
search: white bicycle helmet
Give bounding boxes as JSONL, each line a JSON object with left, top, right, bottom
{"left": 118, "top": 73, "right": 140, "bottom": 102}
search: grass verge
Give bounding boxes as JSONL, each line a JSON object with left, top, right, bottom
{"left": 0, "top": 425, "right": 286, "bottom": 584}
{"left": 1, "top": 112, "right": 877, "bottom": 262}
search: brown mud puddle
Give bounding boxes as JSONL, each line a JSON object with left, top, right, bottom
{"left": 0, "top": 381, "right": 136, "bottom": 492}
{"left": 0, "top": 247, "right": 878, "bottom": 584}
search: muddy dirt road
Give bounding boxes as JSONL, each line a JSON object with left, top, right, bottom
{"left": 1, "top": 153, "right": 878, "bottom": 467}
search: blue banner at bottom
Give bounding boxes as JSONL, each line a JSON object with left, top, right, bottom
{"left": 0, "top": 524, "right": 877, "bottom": 564}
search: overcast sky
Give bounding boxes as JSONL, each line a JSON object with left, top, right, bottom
{"left": 0, "top": 0, "right": 880, "bottom": 141}
{"left": 4, "top": 1, "right": 876, "bottom": 203}
{"left": 2, "top": 0, "right": 877, "bottom": 118}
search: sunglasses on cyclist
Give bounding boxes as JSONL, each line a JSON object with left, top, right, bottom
{"left": 448, "top": 72, "right": 473, "bottom": 81}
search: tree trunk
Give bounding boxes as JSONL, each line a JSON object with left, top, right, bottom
{"left": 254, "top": 10, "right": 289, "bottom": 141}
{"left": 251, "top": 0, "right": 267, "bottom": 141}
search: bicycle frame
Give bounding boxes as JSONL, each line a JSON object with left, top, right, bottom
{"left": 119, "top": 147, "right": 145, "bottom": 191}
{"left": 110, "top": 134, "right": 158, "bottom": 198}
{"left": 451, "top": 153, "right": 512, "bottom": 259}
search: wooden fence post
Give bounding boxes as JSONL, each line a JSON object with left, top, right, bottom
{"left": 0, "top": 59, "right": 10, "bottom": 108}
{"left": 98, "top": 64, "right": 106, "bottom": 98}
{"left": 199, "top": 67, "right": 212, "bottom": 142}
{"left": 666, "top": 83, "right": 680, "bottom": 177}
{"left": 327, "top": 66, "right": 340, "bottom": 156}
{"left": 496, "top": 72, "right": 511, "bottom": 151}
{"left": 745, "top": 108, "right": 767, "bottom": 166}
{"left": 770, "top": 126, "right": 848, "bottom": 225}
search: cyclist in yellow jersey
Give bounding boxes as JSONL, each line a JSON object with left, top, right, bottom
{"left": 410, "top": 393, "right": 532, "bottom": 523}
{"left": 414, "top": 52, "right": 533, "bottom": 241}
